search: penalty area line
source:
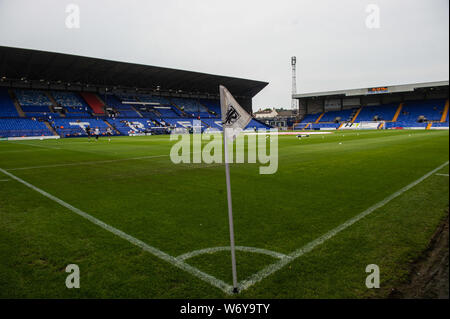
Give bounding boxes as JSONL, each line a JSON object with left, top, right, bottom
{"left": 6, "top": 151, "right": 207, "bottom": 171}
{"left": 0, "top": 167, "right": 233, "bottom": 295}
{"left": 238, "top": 161, "right": 450, "bottom": 292}
{"left": 6, "top": 154, "right": 169, "bottom": 171}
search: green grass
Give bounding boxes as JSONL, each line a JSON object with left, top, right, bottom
{"left": 0, "top": 129, "right": 448, "bottom": 298}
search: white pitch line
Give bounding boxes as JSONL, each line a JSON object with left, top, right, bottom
{"left": 435, "top": 173, "right": 449, "bottom": 177}
{"left": 2, "top": 161, "right": 448, "bottom": 295}
{"left": 6, "top": 151, "right": 207, "bottom": 171}
{"left": 237, "top": 161, "right": 450, "bottom": 292}
{"left": 6, "top": 154, "right": 170, "bottom": 171}
{"left": 7, "top": 141, "right": 61, "bottom": 150}
{"left": 0, "top": 149, "right": 54, "bottom": 154}
{"left": 177, "top": 246, "right": 290, "bottom": 261}
{"left": 0, "top": 168, "right": 233, "bottom": 294}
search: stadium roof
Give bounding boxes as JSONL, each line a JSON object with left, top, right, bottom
{"left": 293, "top": 81, "right": 449, "bottom": 99}
{"left": 0, "top": 46, "right": 268, "bottom": 98}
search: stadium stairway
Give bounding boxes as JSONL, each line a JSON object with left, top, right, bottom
{"left": 44, "top": 92, "right": 58, "bottom": 113}
{"left": 350, "top": 107, "right": 362, "bottom": 123}
{"left": 315, "top": 112, "right": 325, "bottom": 123}
{"left": 170, "top": 101, "right": 188, "bottom": 117}
{"left": 337, "top": 123, "right": 344, "bottom": 130}
{"left": 303, "top": 123, "right": 310, "bottom": 129}
{"left": 440, "top": 99, "right": 449, "bottom": 122}
{"left": 392, "top": 102, "right": 403, "bottom": 122}
{"left": 200, "top": 119, "right": 212, "bottom": 129}
{"left": 47, "top": 91, "right": 66, "bottom": 117}
{"left": 199, "top": 100, "right": 216, "bottom": 117}
{"left": 8, "top": 90, "right": 26, "bottom": 117}
{"left": 44, "top": 121, "right": 59, "bottom": 136}
{"left": 426, "top": 122, "right": 433, "bottom": 130}
{"left": 104, "top": 120, "right": 121, "bottom": 135}
{"left": 131, "top": 105, "right": 144, "bottom": 118}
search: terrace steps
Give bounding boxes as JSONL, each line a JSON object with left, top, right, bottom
{"left": 315, "top": 112, "right": 324, "bottom": 123}
{"left": 350, "top": 107, "right": 362, "bottom": 123}
{"left": 440, "top": 99, "right": 449, "bottom": 122}
{"left": 199, "top": 101, "right": 217, "bottom": 117}
{"left": 104, "top": 120, "right": 121, "bottom": 134}
{"left": 392, "top": 102, "right": 403, "bottom": 122}
{"left": 44, "top": 121, "right": 59, "bottom": 136}
{"left": 303, "top": 123, "right": 310, "bottom": 130}
{"left": 426, "top": 123, "right": 433, "bottom": 130}
{"left": 44, "top": 92, "right": 58, "bottom": 113}
{"left": 8, "top": 90, "right": 25, "bottom": 117}
{"left": 131, "top": 105, "right": 144, "bottom": 118}
{"left": 337, "top": 123, "right": 344, "bottom": 130}
{"left": 170, "top": 101, "right": 188, "bottom": 117}
{"left": 201, "top": 119, "right": 212, "bottom": 129}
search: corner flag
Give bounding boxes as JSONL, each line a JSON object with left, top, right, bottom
{"left": 219, "top": 85, "right": 251, "bottom": 293}
{"left": 220, "top": 85, "right": 252, "bottom": 140}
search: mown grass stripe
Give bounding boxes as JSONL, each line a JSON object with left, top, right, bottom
{"left": 238, "top": 161, "right": 449, "bottom": 292}
{"left": 0, "top": 167, "right": 233, "bottom": 294}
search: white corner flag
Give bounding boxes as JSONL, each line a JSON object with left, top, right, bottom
{"left": 219, "top": 85, "right": 251, "bottom": 293}
{"left": 220, "top": 85, "right": 252, "bottom": 140}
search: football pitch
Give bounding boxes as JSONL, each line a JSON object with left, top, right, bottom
{"left": 0, "top": 129, "right": 448, "bottom": 298}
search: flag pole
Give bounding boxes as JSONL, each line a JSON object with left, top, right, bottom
{"left": 223, "top": 130, "right": 239, "bottom": 293}
{"left": 220, "top": 87, "right": 239, "bottom": 294}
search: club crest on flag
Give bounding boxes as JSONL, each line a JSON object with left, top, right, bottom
{"left": 220, "top": 85, "right": 252, "bottom": 141}
{"left": 224, "top": 104, "right": 241, "bottom": 126}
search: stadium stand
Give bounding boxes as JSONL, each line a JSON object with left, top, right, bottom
{"left": 0, "top": 118, "right": 53, "bottom": 137}
{"left": 52, "top": 91, "right": 92, "bottom": 117}
{"left": 172, "top": 98, "right": 211, "bottom": 118}
{"left": 396, "top": 99, "right": 446, "bottom": 123}
{"left": 138, "top": 94, "right": 171, "bottom": 105}
{"left": 1, "top": 84, "right": 447, "bottom": 136}
{"left": 106, "top": 118, "right": 155, "bottom": 135}
{"left": 392, "top": 103, "right": 403, "bottom": 122}
{"left": 116, "top": 93, "right": 139, "bottom": 103}
{"left": 0, "top": 88, "right": 19, "bottom": 117}
{"left": 440, "top": 100, "right": 449, "bottom": 122}
{"left": 103, "top": 94, "right": 141, "bottom": 118}
{"left": 25, "top": 112, "right": 60, "bottom": 119}
{"left": 201, "top": 118, "right": 223, "bottom": 129}
{"left": 247, "top": 118, "right": 272, "bottom": 129}
{"left": 15, "top": 89, "right": 53, "bottom": 107}
{"left": 52, "top": 118, "right": 109, "bottom": 137}
{"left": 319, "top": 109, "right": 355, "bottom": 123}
{"left": 79, "top": 92, "right": 105, "bottom": 115}
{"left": 0, "top": 45, "right": 272, "bottom": 138}
{"left": 301, "top": 113, "right": 322, "bottom": 123}
{"left": 200, "top": 99, "right": 220, "bottom": 117}
{"left": 357, "top": 103, "right": 399, "bottom": 122}
{"left": 431, "top": 122, "right": 449, "bottom": 128}
{"left": 137, "top": 108, "right": 163, "bottom": 121}
{"left": 2, "top": 88, "right": 447, "bottom": 136}
{"left": 156, "top": 107, "right": 181, "bottom": 118}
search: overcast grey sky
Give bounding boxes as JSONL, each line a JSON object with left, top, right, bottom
{"left": 0, "top": 0, "right": 448, "bottom": 110}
